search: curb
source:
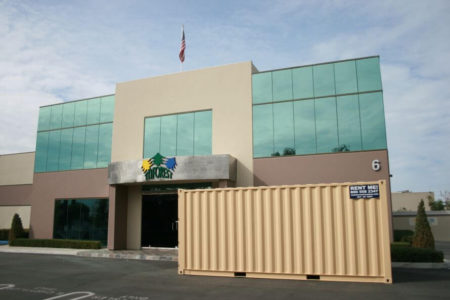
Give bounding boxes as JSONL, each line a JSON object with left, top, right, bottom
{"left": 0, "top": 245, "right": 178, "bottom": 261}
{"left": 0, "top": 246, "right": 78, "bottom": 256}
{"left": 77, "top": 250, "right": 178, "bottom": 261}
{"left": 0, "top": 246, "right": 447, "bottom": 267}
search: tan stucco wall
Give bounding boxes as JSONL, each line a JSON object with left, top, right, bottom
{"left": 0, "top": 152, "right": 35, "bottom": 185}
{"left": 111, "top": 61, "right": 254, "bottom": 188}
{"left": 0, "top": 185, "right": 32, "bottom": 206}
{"left": 29, "top": 169, "right": 110, "bottom": 239}
{"left": 126, "top": 186, "right": 142, "bottom": 249}
{"left": 392, "top": 192, "right": 433, "bottom": 212}
{"left": 0, "top": 206, "right": 31, "bottom": 229}
{"left": 107, "top": 185, "right": 128, "bottom": 250}
{"left": 254, "top": 150, "right": 391, "bottom": 187}
{"left": 393, "top": 214, "right": 450, "bottom": 242}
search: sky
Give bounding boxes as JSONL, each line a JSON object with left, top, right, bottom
{"left": 0, "top": 0, "right": 449, "bottom": 197}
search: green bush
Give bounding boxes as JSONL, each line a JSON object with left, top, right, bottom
{"left": 392, "top": 242, "right": 410, "bottom": 247}
{"left": 412, "top": 200, "right": 435, "bottom": 249}
{"left": 0, "top": 229, "right": 9, "bottom": 240}
{"left": 391, "top": 244, "right": 443, "bottom": 262}
{"left": 10, "top": 239, "right": 101, "bottom": 249}
{"left": 393, "top": 230, "right": 414, "bottom": 242}
{"left": 0, "top": 229, "right": 29, "bottom": 241}
{"left": 8, "top": 214, "right": 26, "bottom": 242}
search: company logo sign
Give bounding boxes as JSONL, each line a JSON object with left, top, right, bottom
{"left": 141, "top": 153, "right": 177, "bottom": 180}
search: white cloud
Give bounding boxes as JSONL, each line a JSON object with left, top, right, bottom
{"left": 0, "top": 0, "right": 449, "bottom": 195}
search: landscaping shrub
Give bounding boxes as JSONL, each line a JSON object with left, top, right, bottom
{"left": 412, "top": 200, "right": 435, "bottom": 249}
{"left": 391, "top": 242, "right": 410, "bottom": 247}
{"left": 0, "top": 229, "right": 9, "bottom": 240}
{"left": 8, "top": 214, "right": 26, "bottom": 242}
{"left": 391, "top": 244, "right": 443, "bottom": 262}
{"left": 393, "top": 230, "right": 414, "bottom": 242}
{"left": 0, "top": 229, "right": 28, "bottom": 241}
{"left": 22, "top": 229, "right": 29, "bottom": 239}
{"left": 10, "top": 239, "right": 101, "bottom": 249}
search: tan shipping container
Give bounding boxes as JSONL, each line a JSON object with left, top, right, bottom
{"left": 178, "top": 181, "right": 392, "bottom": 284}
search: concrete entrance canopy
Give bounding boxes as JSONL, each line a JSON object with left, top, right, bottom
{"left": 108, "top": 154, "right": 236, "bottom": 185}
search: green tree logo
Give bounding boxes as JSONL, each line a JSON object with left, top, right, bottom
{"left": 152, "top": 153, "right": 165, "bottom": 166}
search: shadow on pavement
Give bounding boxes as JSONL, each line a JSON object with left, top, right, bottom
{"left": 392, "top": 268, "right": 450, "bottom": 283}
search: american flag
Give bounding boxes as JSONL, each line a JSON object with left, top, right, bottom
{"left": 179, "top": 26, "right": 186, "bottom": 63}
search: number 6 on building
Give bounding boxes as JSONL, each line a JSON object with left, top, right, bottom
{"left": 372, "top": 159, "right": 381, "bottom": 171}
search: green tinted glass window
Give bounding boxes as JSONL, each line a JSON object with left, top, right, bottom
{"left": 177, "top": 113, "right": 194, "bottom": 156}
{"left": 357, "top": 57, "right": 382, "bottom": 92}
{"left": 252, "top": 59, "right": 387, "bottom": 158}
{"left": 359, "top": 92, "right": 387, "bottom": 150}
{"left": 53, "top": 198, "right": 109, "bottom": 245}
{"left": 313, "top": 64, "right": 335, "bottom": 97}
{"left": 144, "top": 117, "right": 161, "bottom": 158}
{"left": 253, "top": 104, "right": 273, "bottom": 157}
{"left": 53, "top": 200, "right": 67, "bottom": 239}
{"left": 50, "top": 105, "right": 63, "bottom": 130}
{"left": 335, "top": 61, "right": 358, "bottom": 94}
{"left": 272, "top": 69, "right": 293, "bottom": 101}
{"left": 35, "top": 132, "right": 49, "bottom": 172}
{"left": 86, "top": 98, "right": 101, "bottom": 125}
{"left": 100, "top": 96, "right": 115, "bottom": 123}
{"left": 38, "top": 106, "right": 51, "bottom": 131}
{"left": 315, "top": 97, "right": 338, "bottom": 153}
{"left": 252, "top": 72, "right": 272, "bottom": 104}
{"left": 62, "top": 102, "right": 75, "bottom": 128}
{"left": 144, "top": 110, "right": 212, "bottom": 157}
{"left": 46, "top": 130, "right": 61, "bottom": 171}
{"left": 294, "top": 99, "right": 316, "bottom": 155}
{"left": 97, "top": 123, "right": 113, "bottom": 167}
{"left": 273, "top": 102, "right": 295, "bottom": 155}
{"left": 59, "top": 128, "right": 73, "bottom": 170}
{"left": 337, "top": 95, "right": 362, "bottom": 151}
{"left": 292, "top": 66, "right": 314, "bottom": 99}
{"left": 71, "top": 127, "right": 86, "bottom": 169}
{"left": 84, "top": 125, "right": 99, "bottom": 168}
{"left": 74, "top": 100, "right": 88, "bottom": 126}
{"left": 36, "top": 96, "right": 114, "bottom": 172}
{"left": 160, "top": 115, "right": 177, "bottom": 156}
{"left": 194, "top": 111, "right": 212, "bottom": 155}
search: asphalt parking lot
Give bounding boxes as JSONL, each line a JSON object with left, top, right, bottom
{"left": 0, "top": 253, "right": 449, "bottom": 300}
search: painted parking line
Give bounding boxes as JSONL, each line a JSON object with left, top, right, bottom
{"left": 0, "top": 284, "right": 15, "bottom": 290}
{"left": 43, "top": 291, "right": 95, "bottom": 300}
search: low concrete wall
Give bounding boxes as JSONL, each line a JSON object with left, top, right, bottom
{"left": 393, "top": 211, "right": 450, "bottom": 242}
{"left": 392, "top": 191, "right": 433, "bottom": 212}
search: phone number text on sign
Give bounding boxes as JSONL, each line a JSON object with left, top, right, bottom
{"left": 349, "top": 184, "right": 380, "bottom": 199}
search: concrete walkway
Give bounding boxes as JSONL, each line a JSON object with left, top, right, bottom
{"left": 1, "top": 242, "right": 449, "bottom": 268}
{"left": 0, "top": 245, "right": 178, "bottom": 261}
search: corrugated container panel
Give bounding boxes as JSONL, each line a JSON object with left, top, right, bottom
{"left": 178, "top": 181, "right": 392, "bottom": 284}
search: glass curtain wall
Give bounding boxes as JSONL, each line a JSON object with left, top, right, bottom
{"left": 53, "top": 198, "right": 109, "bottom": 245}
{"left": 144, "top": 110, "right": 212, "bottom": 157}
{"left": 35, "top": 95, "right": 114, "bottom": 172}
{"left": 252, "top": 57, "right": 387, "bottom": 158}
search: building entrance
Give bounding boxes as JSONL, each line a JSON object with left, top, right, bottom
{"left": 141, "top": 194, "right": 178, "bottom": 248}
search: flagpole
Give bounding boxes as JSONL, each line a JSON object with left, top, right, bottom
{"left": 180, "top": 25, "right": 184, "bottom": 72}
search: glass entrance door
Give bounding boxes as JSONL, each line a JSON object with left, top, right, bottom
{"left": 141, "top": 194, "right": 178, "bottom": 248}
